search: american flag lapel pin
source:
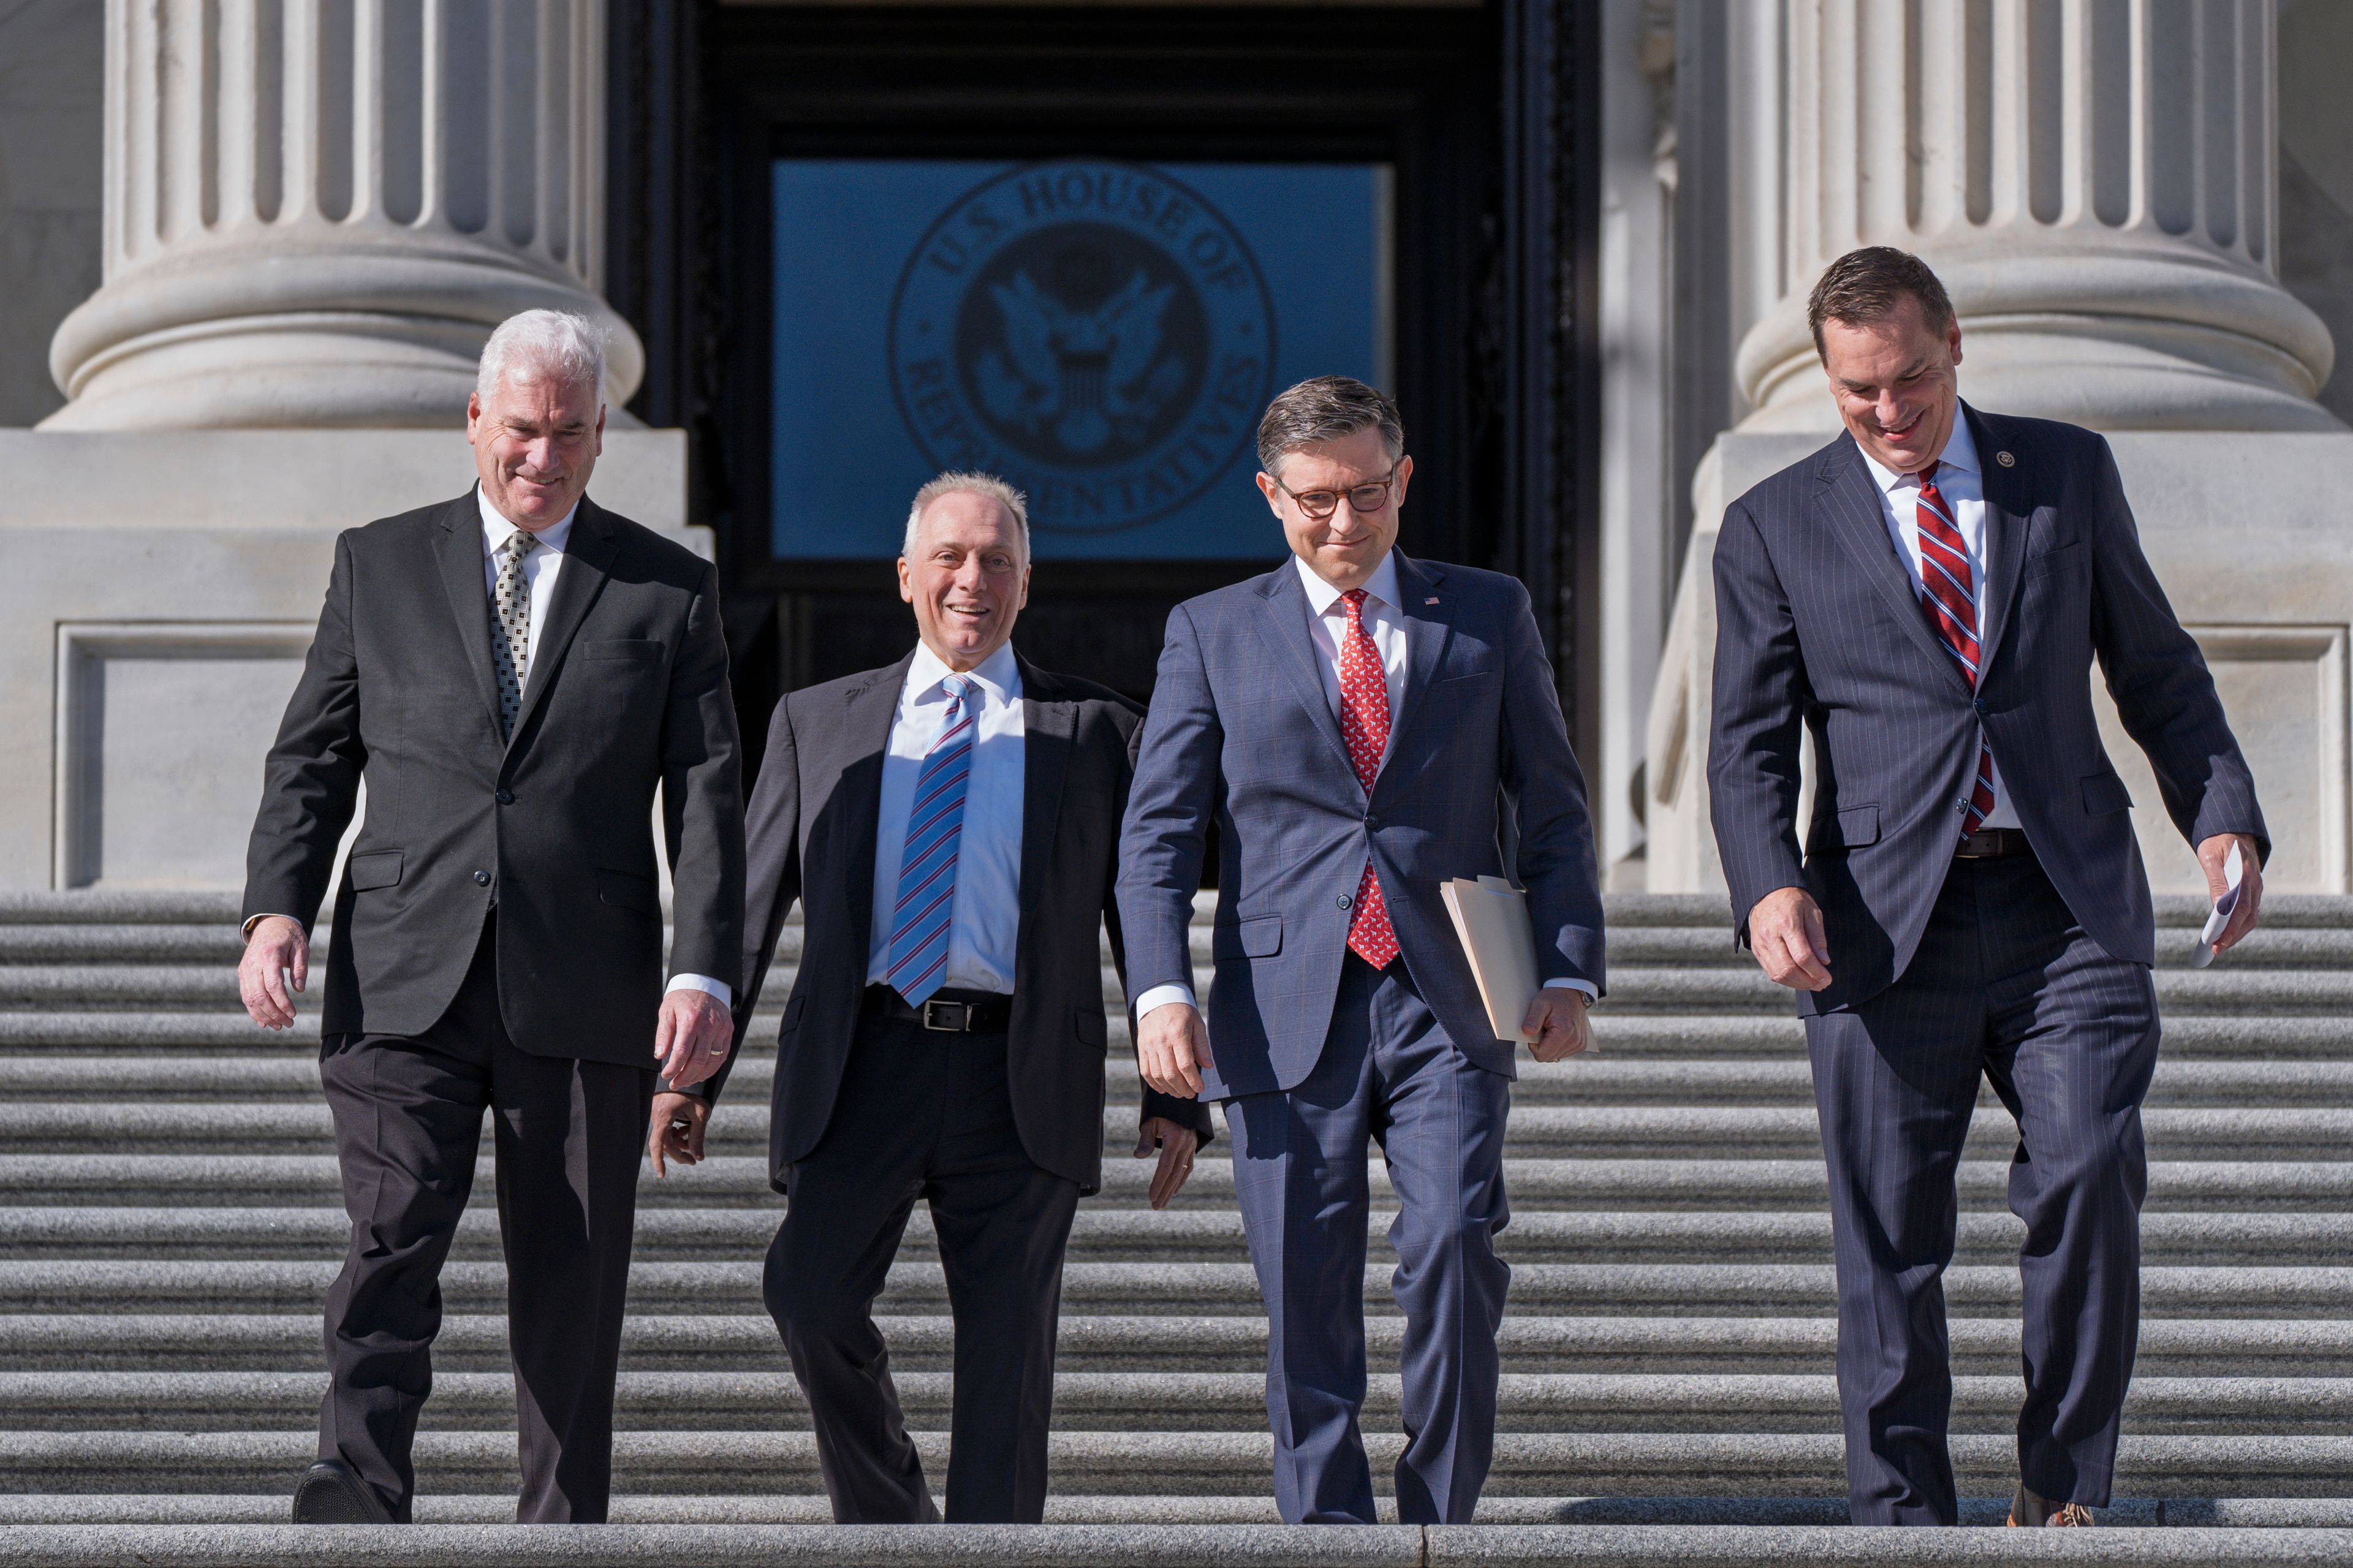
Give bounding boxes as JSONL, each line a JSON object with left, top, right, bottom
{"left": 1425, "top": 596, "right": 1441, "bottom": 605}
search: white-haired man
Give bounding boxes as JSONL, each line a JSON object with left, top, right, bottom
{"left": 237, "top": 309, "right": 745, "bottom": 1524}
{"left": 653, "top": 472, "right": 1211, "bottom": 1523}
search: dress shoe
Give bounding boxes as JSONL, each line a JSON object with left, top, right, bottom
{"left": 292, "top": 1458, "right": 393, "bottom": 1524}
{"left": 2008, "top": 1483, "right": 2094, "bottom": 1526}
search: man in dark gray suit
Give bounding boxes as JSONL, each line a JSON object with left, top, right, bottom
{"left": 656, "top": 472, "right": 1213, "bottom": 1524}
{"left": 237, "top": 309, "right": 745, "bottom": 1524}
{"left": 1708, "top": 247, "right": 2268, "bottom": 1528}
{"left": 1119, "top": 377, "right": 1606, "bottom": 1524}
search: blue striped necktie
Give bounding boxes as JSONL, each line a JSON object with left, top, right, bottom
{"left": 885, "top": 673, "right": 977, "bottom": 1005}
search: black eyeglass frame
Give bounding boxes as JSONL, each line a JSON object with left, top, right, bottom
{"left": 1269, "top": 464, "right": 1404, "bottom": 521}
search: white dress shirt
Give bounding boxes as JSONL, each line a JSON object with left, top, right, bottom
{"left": 867, "top": 641, "right": 1026, "bottom": 996}
{"left": 1855, "top": 417, "right": 2020, "bottom": 830}
{"left": 1136, "top": 550, "right": 1593, "bottom": 1024}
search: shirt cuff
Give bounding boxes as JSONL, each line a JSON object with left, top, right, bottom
{"left": 242, "top": 913, "right": 297, "bottom": 937}
{"left": 1544, "top": 978, "right": 1598, "bottom": 1004}
{"left": 666, "top": 973, "right": 732, "bottom": 1008}
{"left": 1134, "top": 983, "right": 1197, "bottom": 1020}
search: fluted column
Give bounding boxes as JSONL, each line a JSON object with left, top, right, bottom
{"left": 41, "top": 0, "right": 642, "bottom": 430}
{"left": 1737, "top": 0, "right": 2340, "bottom": 433}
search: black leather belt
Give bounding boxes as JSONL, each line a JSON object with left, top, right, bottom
{"left": 861, "top": 985, "right": 1012, "bottom": 1033}
{"left": 1955, "top": 827, "right": 2033, "bottom": 860}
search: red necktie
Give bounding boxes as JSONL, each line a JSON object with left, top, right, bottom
{"left": 1912, "top": 462, "right": 1998, "bottom": 834}
{"left": 1337, "top": 589, "right": 1400, "bottom": 968}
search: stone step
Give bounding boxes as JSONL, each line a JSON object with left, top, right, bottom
{"left": 11, "top": 1100, "right": 2343, "bottom": 1163}
{"left": 7, "top": 962, "right": 2352, "bottom": 1018}
{"left": 3, "top": 1154, "right": 2341, "bottom": 1213}
{"left": 7, "top": 1369, "right": 2348, "bottom": 1438}
{"left": 2, "top": 1205, "right": 2343, "bottom": 1270}
{"left": 18, "top": 920, "right": 2353, "bottom": 972}
{"left": 4, "top": 1259, "right": 2343, "bottom": 1317}
{"left": 7, "top": 1428, "right": 2353, "bottom": 1498}
{"left": 0, "top": 1519, "right": 2349, "bottom": 1562}
{"left": 12, "top": 1012, "right": 2353, "bottom": 1062}
{"left": 5, "top": 1312, "right": 2342, "bottom": 1379}
{"left": 15, "top": 1055, "right": 2351, "bottom": 1109}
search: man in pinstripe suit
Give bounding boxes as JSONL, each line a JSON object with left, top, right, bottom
{"left": 1707, "top": 248, "right": 2268, "bottom": 1527}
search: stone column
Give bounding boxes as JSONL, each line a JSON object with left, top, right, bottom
{"left": 40, "top": 0, "right": 642, "bottom": 430}
{"left": 1735, "top": 0, "right": 2340, "bottom": 434}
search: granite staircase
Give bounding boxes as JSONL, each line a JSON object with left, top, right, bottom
{"left": 2, "top": 888, "right": 2351, "bottom": 1565}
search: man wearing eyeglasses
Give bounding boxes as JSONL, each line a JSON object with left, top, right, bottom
{"left": 1118, "top": 376, "right": 1607, "bottom": 1524}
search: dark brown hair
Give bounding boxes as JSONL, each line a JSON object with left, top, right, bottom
{"left": 1256, "top": 376, "right": 1405, "bottom": 475}
{"left": 1806, "top": 246, "right": 1956, "bottom": 358}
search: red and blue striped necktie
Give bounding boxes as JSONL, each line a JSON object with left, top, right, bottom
{"left": 1912, "top": 461, "right": 1998, "bottom": 835}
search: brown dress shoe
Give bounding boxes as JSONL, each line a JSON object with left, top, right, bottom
{"left": 2008, "top": 1483, "right": 2094, "bottom": 1526}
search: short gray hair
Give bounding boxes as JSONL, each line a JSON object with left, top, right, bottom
{"left": 903, "top": 471, "right": 1031, "bottom": 561}
{"left": 1256, "top": 376, "right": 1406, "bottom": 475}
{"left": 476, "top": 309, "right": 610, "bottom": 404}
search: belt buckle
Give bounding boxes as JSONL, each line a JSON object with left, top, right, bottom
{"left": 920, "top": 999, "right": 970, "bottom": 1032}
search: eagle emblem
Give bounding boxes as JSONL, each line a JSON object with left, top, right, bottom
{"left": 972, "top": 268, "right": 1189, "bottom": 456}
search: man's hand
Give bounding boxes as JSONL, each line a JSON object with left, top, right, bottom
{"left": 238, "top": 916, "right": 309, "bottom": 1030}
{"left": 648, "top": 1091, "right": 708, "bottom": 1177}
{"left": 1748, "top": 886, "right": 1833, "bottom": 991}
{"left": 1523, "top": 988, "right": 1593, "bottom": 1062}
{"left": 2197, "top": 832, "right": 2264, "bottom": 954}
{"left": 654, "top": 990, "right": 733, "bottom": 1089}
{"left": 1136, "top": 1001, "right": 1213, "bottom": 1099}
{"left": 1134, "top": 1117, "right": 1200, "bottom": 1210}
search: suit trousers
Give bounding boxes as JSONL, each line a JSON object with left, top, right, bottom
{"left": 316, "top": 915, "right": 654, "bottom": 1522}
{"left": 1805, "top": 851, "right": 2159, "bottom": 1524}
{"left": 763, "top": 1007, "right": 1082, "bottom": 1523}
{"left": 1222, "top": 954, "right": 1514, "bottom": 1524}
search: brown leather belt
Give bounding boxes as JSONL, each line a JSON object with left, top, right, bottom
{"left": 861, "top": 985, "right": 1012, "bottom": 1033}
{"left": 1955, "top": 827, "right": 2033, "bottom": 860}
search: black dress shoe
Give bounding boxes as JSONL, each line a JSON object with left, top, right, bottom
{"left": 292, "top": 1458, "right": 393, "bottom": 1524}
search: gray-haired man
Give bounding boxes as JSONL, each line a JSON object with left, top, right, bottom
{"left": 658, "top": 472, "right": 1211, "bottom": 1523}
{"left": 237, "top": 309, "right": 745, "bottom": 1523}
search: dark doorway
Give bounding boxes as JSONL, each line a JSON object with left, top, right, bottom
{"left": 608, "top": 2, "right": 1597, "bottom": 767}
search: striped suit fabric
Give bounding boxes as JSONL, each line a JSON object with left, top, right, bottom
{"left": 1706, "top": 404, "right": 2267, "bottom": 1523}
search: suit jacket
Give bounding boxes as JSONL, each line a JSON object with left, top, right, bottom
{"left": 241, "top": 490, "right": 746, "bottom": 1065}
{"left": 1116, "top": 551, "right": 1607, "bottom": 1097}
{"left": 1707, "top": 403, "right": 2268, "bottom": 1015}
{"left": 708, "top": 650, "right": 1213, "bottom": 1197}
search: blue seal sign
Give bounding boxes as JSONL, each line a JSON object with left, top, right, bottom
{"left": 889, "top": 160, "right": 1278, "bottom": 538}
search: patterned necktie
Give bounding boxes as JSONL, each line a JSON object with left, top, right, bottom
{"left": 885, "top": 673, "right": 977, "bottom": 1006}
{"left": 1336, "top": 589, "right": 1400, "bottom": 968}
{"left": 490, "top": 530, "right": 539, "bottom": 738}
{"left": 1912, "top": 463, "right": 1998, "bottom": 833}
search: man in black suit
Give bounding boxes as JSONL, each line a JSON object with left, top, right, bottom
{"left": 654, "top": 471, "right": 1211, "bottom": 1524}
{"left": 237, "top": 309, "right": 745, "bottom": 1525}
{"left": 1707, "top": 248, "right": 2267, "bottom": 1526}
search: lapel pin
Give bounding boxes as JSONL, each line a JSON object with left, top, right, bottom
{"left": 1425, "top": 596, "right": 1441, "bottom": 605}
{"left": 1996, "top": 450, "right": 2015, "bottom": 467}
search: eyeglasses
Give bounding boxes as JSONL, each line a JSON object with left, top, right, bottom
{"left": 1273, "top": 466, "right": 1401, "bottom": 521}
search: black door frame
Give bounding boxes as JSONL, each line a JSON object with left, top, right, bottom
{"left": 607, "top": 0, "right": 1598, "bottom": 763}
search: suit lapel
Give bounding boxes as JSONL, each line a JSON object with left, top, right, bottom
{"left": 1818, "top": 440, "right": 1969, "bottom": 692}
{"left": 1252, "top": 564, "right": 1356, "bottom": 778}
{"left": 838, "top": 651, "right": 917, "bottom": 958}
{"left": 1384, "top": 552, "right": 1456, "bottom": 770}
{"left": 1968, "top": 404, "right": 2031, "bottom": 685}
{"left": 509, "top": 497, "right": 619, "bottom": 746}
{"left": 1014, "top": 656, "right": 1075, "bottom": 985}
{"left": 434, "top": 491, "right": 506, "bottom": 737}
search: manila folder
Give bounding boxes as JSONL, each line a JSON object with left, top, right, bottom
{"left": 1440, "top": 874, "right": 1540, "bottom": 1042}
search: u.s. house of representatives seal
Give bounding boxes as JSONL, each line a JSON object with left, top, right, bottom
{"left": 889, "top": 160, "right": 1277, "bottom": 537}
